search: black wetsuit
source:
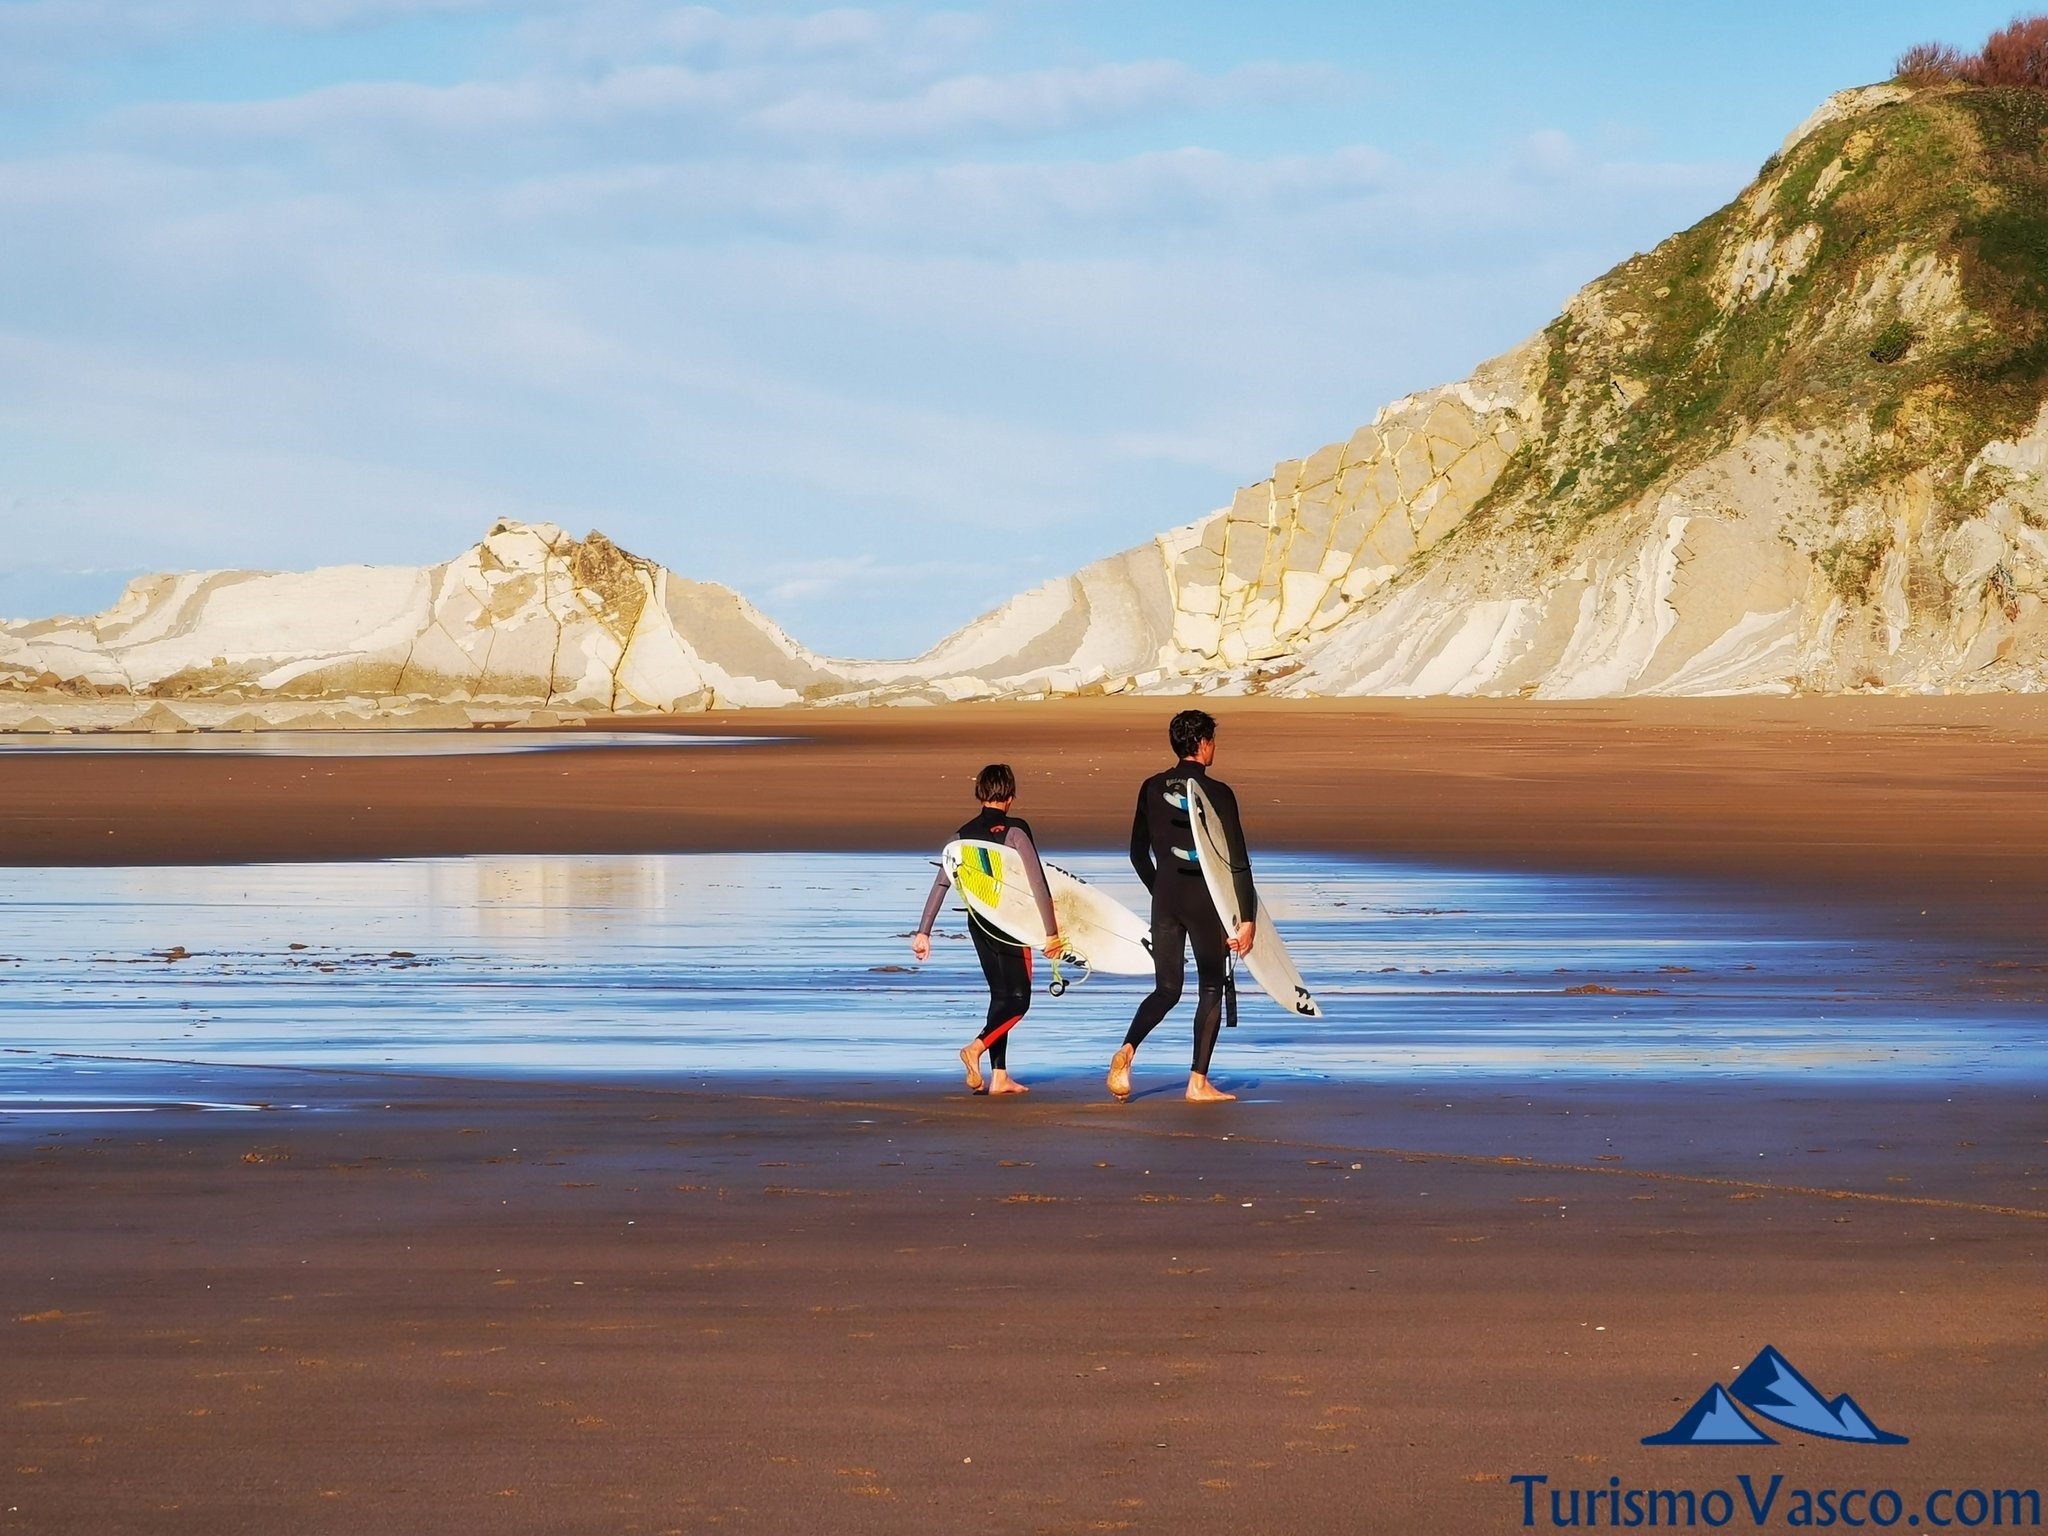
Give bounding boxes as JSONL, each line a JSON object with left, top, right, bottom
{"left": 1122, "top": 761, "right": 1256, "bottom": 1076}
{"left": 917, "top": 808, "right": 1057, "bottom": 1072}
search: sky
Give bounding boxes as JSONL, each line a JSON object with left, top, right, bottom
{"left": 0, "top": 0, "right": 2026, "bottom": 655}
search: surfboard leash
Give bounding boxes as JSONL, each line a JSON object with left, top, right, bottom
{"left": 1047, "top": 948, "right": 1091, "bottom": 997}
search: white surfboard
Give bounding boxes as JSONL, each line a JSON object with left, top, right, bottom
{"left": 942, "top": 839, "right": 1154, "bottom": 976}
{"left": 1183, "top": 779, "right": 1322, "bottom": 1018}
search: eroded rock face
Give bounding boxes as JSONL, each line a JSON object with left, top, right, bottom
{"left": 844, "top": 83, "right": 2048, "bottom": 702}
{"left": 815, "top": 342, "right": 1544, "bottom": 703}
{"left": 1278, "top": 450, "right": 1829, "bottom": 698}
{"left": 0, "top": 522, "right": 846, "bottom": 711}
{"left": 1163, "top": 349, "right": 1538, "bottom": 675}
{"left": 8, "top": 83, "right": 2048, "bottom": 712}
{"left": 1259, "top": 80, "right": 2048, "bottom": 699}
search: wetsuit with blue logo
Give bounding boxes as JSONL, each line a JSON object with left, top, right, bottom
{"left": 1121, "top": 760, "right": 1256, "bottom": 1075}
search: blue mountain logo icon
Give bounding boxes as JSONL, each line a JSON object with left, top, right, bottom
{"left": 1643, "top": 1347, "right": 1907, "bottom": 1446}
{"left": 1642, "top": 1384, "right": 1778, "bottom": 1445}
{"left": 1729, "top": 1346, "right": 1909, "bottom": 1444}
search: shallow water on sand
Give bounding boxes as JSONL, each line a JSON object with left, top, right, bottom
{"left": 0, "top": 730, "right": 775, "bottom": 756}
{"left": 1, "top": 853, "right": 2041, "bottom": 1107}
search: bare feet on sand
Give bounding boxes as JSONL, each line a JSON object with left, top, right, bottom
{"left": 988, "top": 1071, "right": 1030, "bottom": 1095}
{"left": 959, "top": 1043, "right": 985, "bottom": 1094}
{"left": 1185, "top": 1073, "right": 1236, "bottom": 1103}
{"left": 1106, "top": 1044, "right": 1134, "bottom": 1102}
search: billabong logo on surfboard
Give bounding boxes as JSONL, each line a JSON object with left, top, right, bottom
{"left": 951, "top": 844, "right": 1004, "bottom": 912}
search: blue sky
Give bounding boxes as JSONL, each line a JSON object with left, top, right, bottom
{"left": 0, "top": 0, "right": 2022, "bottom": 654}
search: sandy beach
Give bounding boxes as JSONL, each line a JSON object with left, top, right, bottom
{"left": 5, "top": 696, "right": 2048, "bottom": 902}
{"left": 6, "top": 1068, "right": 2046, "bottom": 1535}
{"left": 19, "top": 7, "right": 2048, "bottom": 1530}
{"left": 4, "top": 698, "right": 2046, "bottom": 1533}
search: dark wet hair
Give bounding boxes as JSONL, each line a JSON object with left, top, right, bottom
{"left": 974, "top": 763, "right": 1016, "bottom": 802}
{"left": 1168, "top": 709, "right": 1216, "bottom": 759}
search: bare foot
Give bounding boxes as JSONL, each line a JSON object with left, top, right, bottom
{"left": 988, "top": 1071, "right": 1030, "bottom": 1095}
{"left": 959, "top": 1043, "right": 985, "bottom": 1094}
{"left": 1106, "top": 1044, "right": 1134, "bottom": 1102}
{"left": 1185, "top": 1073, "right": 1236, "bottom": 1103}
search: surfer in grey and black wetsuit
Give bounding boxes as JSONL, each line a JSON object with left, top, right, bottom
{"left": 911, "top": 763, "right": 1063, "bottom": 1096}
{"left": 1107, "top": 709, "right": 1255, "bottom": 1104}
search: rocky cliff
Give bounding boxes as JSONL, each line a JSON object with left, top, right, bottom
{"left": 757, "top": 76, "right": 2048, "bottom": 704}
{"left": 850, "top": 345, "right": 1533, "bottom": 701}
{"left": 1272, "top": 80, "right": 2048, "bottom": 697}
{"left": 0, "top": 521, "right": 847, "bottom": 712}
{"left": 951, "top": 78, "right": 2048, "bottom": 700}
{"left": 9, "top": 77, "right": 2048, "bottom": 717}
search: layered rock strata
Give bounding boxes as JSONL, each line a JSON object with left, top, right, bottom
{"left": 0, "top": 522, "right": 844, "bottom": 712}
{"left": 926, "top": 80, "right": 2048, "bottom": 700}
{"left": 9, "top": 80, "right": 2048, "bottom": 714}
{"left": 838, "top": 345, "right": 1539, "bottom": 702}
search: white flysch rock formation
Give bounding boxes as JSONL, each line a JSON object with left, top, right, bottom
{"left": 863, "top": 80, "right": 2048, "bottom": 701}
{"left": 1276, "top": 406, "right": 2048, "bottom": 698}
{"left": 0, "top": 346, "right": 1544, "bottom": 713}
{"left": 822, "top": 344, "right": 1538, "bottom": 703}
{"left": 9, "top": 81, "right": 2048, "bottom": 719}
{"left": 0, "top": 521, "right": 848, "bottom": 713}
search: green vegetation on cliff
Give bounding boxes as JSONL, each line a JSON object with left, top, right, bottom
{"left": 1480, "top": 81, "right": 2048, "bottom": 538}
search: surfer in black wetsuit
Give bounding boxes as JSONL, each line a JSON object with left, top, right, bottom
{"left": 911, "top": 763, "right": 1063, "bottom": 1096}
{"left": 1107, "top": 709, "right": 1255, "bottom": 1104}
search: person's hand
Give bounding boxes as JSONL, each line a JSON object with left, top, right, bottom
{"left": 911, "top": 932, "right": 931, "bottom": 962}
{"left": 1043, "top": 936, "right": 1065, "bottom": 960}
{"left": 1227, "top": 921, "right": 1255, "bottom": 956}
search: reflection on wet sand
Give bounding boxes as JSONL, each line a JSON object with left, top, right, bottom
{"left": 0, "top": 730, "right": 778, "bottom": 756}
{"left": 446, "top": 856, "right": 677, "bottom": 941}
{"left": 0, "top": 853, "right": 2040, "bottom": 1090}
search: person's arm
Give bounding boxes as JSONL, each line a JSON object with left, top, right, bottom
{"left": 912, "top": 864, "right": 950, "bottom": 960}
{"left": 1129, "top": 787, "right": 1157, "bottom": 892}
{"left": 1207, "top": 779, "right": 1258, "bottom": 942}
{"left": 1004, "top": 825, "right": 1063, "bottom": 958}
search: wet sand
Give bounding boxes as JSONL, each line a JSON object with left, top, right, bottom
{"left": 6, "top": 698, "right": 2047, "bottom": 1532}
{"left": 2, "top": 697, "right": 2046, "bottom": 907}
{"left": 15, "top": 849, "right": 2037, "bottom": 1081}
{"left": 5, "top": 1068, "right": 2045, "bottom": 1535}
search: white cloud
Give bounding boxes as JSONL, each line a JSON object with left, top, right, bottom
{"left": 113, "top": 66, "right": 741, "bottom": 146}
{"left": 493, "top": 142, "right": 1404, "bottom": 251}
{"left": 763, "top": 553, "right": 876, "bottom": 604}
{"left": 745, "top": 60, "right": 1293, "bottom": 148}
{"left": 0, "top": 0, "right": 517, "bottom": 52}
{"left": 110, "top": 56, "right": 1335, "bottom": 159}
{"left": 512, "top": 4, "right": 981, "bottom": 69}
{"left": 0, "top": 4, "right": 1759, "bottom": 653}
{"left": 482, "top": 137, "right": 1730, "bottom": 272}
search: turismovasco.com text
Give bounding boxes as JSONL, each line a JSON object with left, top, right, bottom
{"left": 1511, "top": 1473, "right": 2042, "bottom": 1528}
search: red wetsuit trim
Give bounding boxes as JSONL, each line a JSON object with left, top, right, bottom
{"left": 978, "top": 946, "right": 1031, "bottom": 1045}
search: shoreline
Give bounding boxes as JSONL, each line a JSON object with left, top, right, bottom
{"left": 2, "top": 693, "right": 2045, "bottom": 879}
{"left": 11, "top": 1055, "right": 2048, "bottom": 1195}
{"left": 7, "top": 698, "right": 2047, "bottom": 1532}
